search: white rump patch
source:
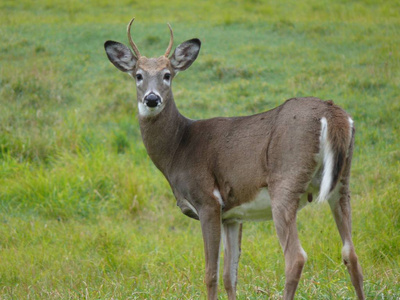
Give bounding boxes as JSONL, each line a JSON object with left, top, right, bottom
{"left": 316, "top": 117, "right": 334, "bottom": 203}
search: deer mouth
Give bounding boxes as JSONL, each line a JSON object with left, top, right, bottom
{"left": 138, "top": 94, "right": 164, "bottom": 118}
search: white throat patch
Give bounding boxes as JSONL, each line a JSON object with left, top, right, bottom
{"left": 138, "top": 101, "right": 165, "bottom": 117}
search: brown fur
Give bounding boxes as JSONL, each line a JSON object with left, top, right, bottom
{"left": 136, "top": 56, "right": 172, "bottom": 75}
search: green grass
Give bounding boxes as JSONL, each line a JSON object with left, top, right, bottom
{"left": 1, "top": 0, "right": 399, "bottom": 299}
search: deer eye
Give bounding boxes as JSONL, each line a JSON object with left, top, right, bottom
{"left": 136, "top": 74, "right": 143, "bottom": 81}
{"left": 163, "top": 73, "right": 171, "bottom": 81}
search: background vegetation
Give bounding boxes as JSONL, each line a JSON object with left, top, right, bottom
{"left": 0, "top": 0, "right": 399, "bottom": 298}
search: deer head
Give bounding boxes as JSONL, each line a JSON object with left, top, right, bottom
{"left": 104, "top": 18, "right": 201, "bottom": 117}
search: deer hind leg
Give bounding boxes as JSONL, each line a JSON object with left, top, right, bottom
{"left": 329, "top": 190, "right": 365, "bottom": 300}
{"left": 271, "top": 189, "right": 307, "bottom": 300}
{"left": 222, "top": 222, "right": 242, "bottom": 300}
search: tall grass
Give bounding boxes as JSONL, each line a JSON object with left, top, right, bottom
{"left": 0, "top": 0, "right": 399, "bottom": 298}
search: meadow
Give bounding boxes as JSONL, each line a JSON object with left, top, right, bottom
{"left": 0, "top": 0, "right": 399, "bottom": 298}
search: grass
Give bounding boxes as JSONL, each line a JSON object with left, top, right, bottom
{"left": 0, "top": 0, "right": 399, "bottom": 299}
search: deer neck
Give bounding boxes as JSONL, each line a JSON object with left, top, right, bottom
{"left": 138, "top": 94, "right": 189, "bottom": 175}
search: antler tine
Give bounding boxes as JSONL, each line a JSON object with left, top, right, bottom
{"left": 164, "top": 23, "right": 174, "bottom": 57}
{"left": 127, "top": 17, "right": 141, "bottom": 58}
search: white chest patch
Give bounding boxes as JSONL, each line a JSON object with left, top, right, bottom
{"left": 222, "top": 188, "right": 273, "bottom": 222}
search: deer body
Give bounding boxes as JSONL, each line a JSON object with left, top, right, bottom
{"left": 143, "top": 97, "right": 338, "bottom": 221}
{"left": 104, "top": 19, "right": 365, "bottom": 300}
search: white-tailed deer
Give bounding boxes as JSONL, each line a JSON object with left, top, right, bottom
{"left": 104, "top": 18, "right": 365, "bottom": 300}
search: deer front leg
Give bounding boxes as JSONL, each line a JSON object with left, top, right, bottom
{"left": 222, "top": 222, "right": 242, "bottom": 300}
{"left": 199, "top": 205, "right": 222, "bottom": 300}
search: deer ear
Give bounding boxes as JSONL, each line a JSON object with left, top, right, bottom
{"left": 170, "top": 39, "right": 201, "bottom": 72}
{"left": 104, "top": 40, "right": 137, "bottom": 72}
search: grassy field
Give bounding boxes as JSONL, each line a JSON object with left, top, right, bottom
{"left": 1, "top": 0, "right": 399, "bottom": 299}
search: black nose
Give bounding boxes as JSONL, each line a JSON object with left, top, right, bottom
{"left": 144, "top": 93, "right": 161, "bottom": 108}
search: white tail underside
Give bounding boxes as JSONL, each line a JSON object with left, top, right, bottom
{"left": 316, "top": 117, "right": 334, "bottom": 203}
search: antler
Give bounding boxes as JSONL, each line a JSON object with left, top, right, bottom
{"left": 127, "top": 18, "right": 141, "bottom": 58}
{"left": 164, "top": 23, "right": 174, "bottom": 57}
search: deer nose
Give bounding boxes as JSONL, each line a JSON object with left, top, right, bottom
{"left": 144, "top": 93, "right": 161, "bottom": 108}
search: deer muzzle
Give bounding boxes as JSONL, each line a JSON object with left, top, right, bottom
{"left": 144, "top": 93, "right": 162, "bottom": 108}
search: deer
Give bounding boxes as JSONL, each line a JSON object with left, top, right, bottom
{"left": 104, "top": 18, "right": 365, "bottom": 300}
